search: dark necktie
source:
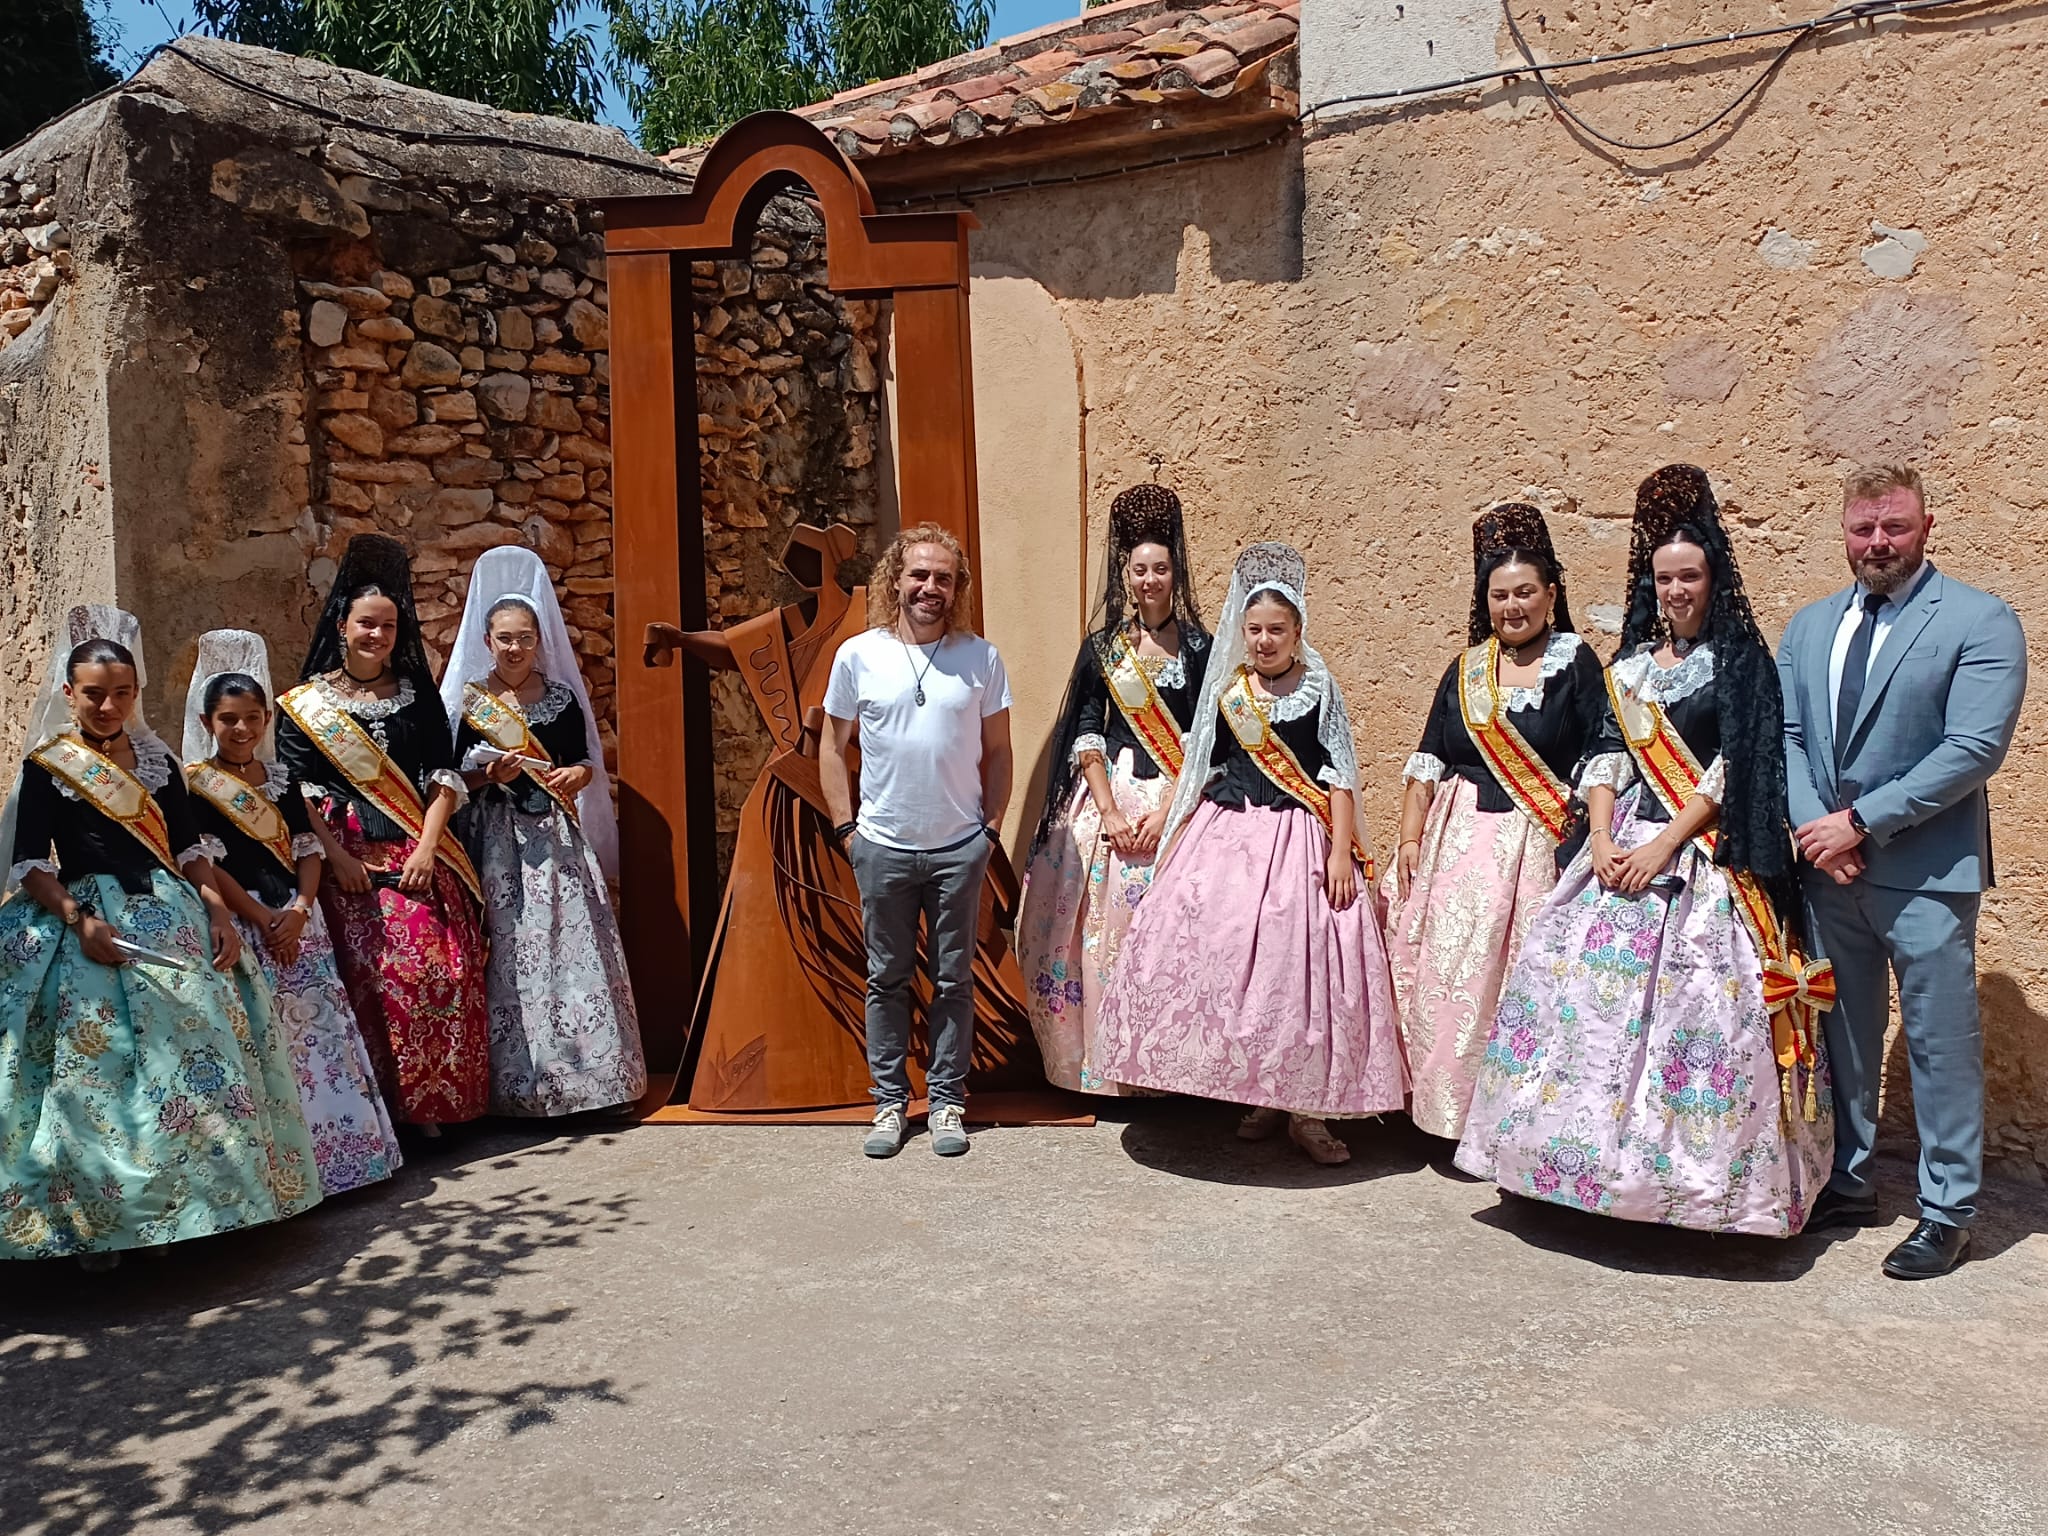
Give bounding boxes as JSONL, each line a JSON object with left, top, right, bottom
{"left": 1834, "top": 591, "right": 1887, "bottom": 765}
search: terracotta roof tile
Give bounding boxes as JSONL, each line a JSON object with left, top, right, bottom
{"left": 775, "top": 0, "right": 1298, "bottom": 165}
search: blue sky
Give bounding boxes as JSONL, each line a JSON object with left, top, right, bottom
{"left": 94, "top": 0, "right": 1084, "bottom": 137}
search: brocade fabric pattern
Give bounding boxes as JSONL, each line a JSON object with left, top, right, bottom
{"left": 1453, "top": 786, "right": 1834, "bottom": 1236}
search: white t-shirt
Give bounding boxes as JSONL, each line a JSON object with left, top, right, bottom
{"left": 823, "top": 627, "right": 1012, "bottom": 851}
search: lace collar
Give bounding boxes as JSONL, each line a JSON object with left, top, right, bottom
{"left": 319, "top": 673, "right": 416, "bottom": 720}
{"left": 1252, "top": 658, "right": 1325, "bottom": 723}
{"left": 1503, "top": 630, "right": 1584, "bottom": 711}
{"left": 465, "top": 674, "right": 576, "bottom": 726}
{"left": 1613, "top": 642, "right": 1716, "bottom": 703}
{"left": 50, "top": 727, "right": 172, "bottom": 799}
{"left": 195, "top": 758, "right": 292, "bottom": 801}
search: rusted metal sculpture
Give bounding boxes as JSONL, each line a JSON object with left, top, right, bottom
{"left": 600, "top": 112, "right": 1050, "bottom": 1116}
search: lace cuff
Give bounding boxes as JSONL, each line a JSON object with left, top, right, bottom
{"left": 300, "top": 782, "right": 330, "bottom": 801}
{"left": 428, "top": 768, "right": 471, "bottom": 810}
{"left": 176, "top": 841, "right": 215, "bottom": 869}
{"left": 460, "top": 742, "right": 494, "bottom": 774}
{"left": 1402, "top": 752, "right": 1446, "bottom": 786}
{"left": 291, "top": 832, "right": 325, "bottom": 861}
{"left": 1695, "top": 754, "right": 1727, "bottom": 805}
{"left": 1069, "top": 733, "right": 1108, "bottom": 767}
{"left": 1317, "top": 763, "right": 1346, "bottom": 788}
{"left": 8, "top": 858, "right": 59, "bottom": 885}
{"left": 1579, "top": 752, "right": 1634, "bottom": 792}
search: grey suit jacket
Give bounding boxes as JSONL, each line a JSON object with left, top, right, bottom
{"left": 1778, "top": 564, "right": 2026, "bottom": 893}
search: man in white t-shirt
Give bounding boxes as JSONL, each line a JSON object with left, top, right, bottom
{"left": 821, "top": 522, "right": 1013, "bottom": 1159}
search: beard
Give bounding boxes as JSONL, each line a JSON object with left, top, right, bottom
{"left": 1851, "top": 549, "right": 1924, "bottom": 595}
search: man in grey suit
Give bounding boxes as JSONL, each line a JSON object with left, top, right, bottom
{"left": 1779, "top": 465, "right": 2027, "bottom": 1278}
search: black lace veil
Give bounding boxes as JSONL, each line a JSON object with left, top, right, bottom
{"left": 1469, "top": 502, "right": 1576, "bottom": 645}
{"left": 298, "top": 533, "right": 434, "bottom": 689}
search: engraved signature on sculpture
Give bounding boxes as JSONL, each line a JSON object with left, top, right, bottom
{"left": 705, "top": 1034, "right": 770, "bottom": 1105}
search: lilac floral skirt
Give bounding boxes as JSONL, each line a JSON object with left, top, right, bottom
{"left": 1095, "top": 800, "right": 1407, "bottom": 1117}
{"left": 1454, "top": 788, "right": 1833, "bottom": 1237}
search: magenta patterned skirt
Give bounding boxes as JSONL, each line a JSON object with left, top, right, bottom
{"left": 1095, "top": 800, "right": 1407, "bottom": 1117}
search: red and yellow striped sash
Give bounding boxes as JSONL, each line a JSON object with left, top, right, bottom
{"left": 277, "top": 681, "right": 484, "bottom": 906}
{"left": 1457, "top": 639, "right": 1575, "bottom": 844}
{"left": 30, "top": 734, "right": 180, "bottom": 876}
{"left": 1098, "top": 632, "right": 1186, "bottom": 779}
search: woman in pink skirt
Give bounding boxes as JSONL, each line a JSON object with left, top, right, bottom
{"left": 1018, "top": 483, "right": 1208, "bottom": 1094}
{"left": 1380, "top": 505, "right": 1607, "bottom": 1140}
{"left": 1095, "top": 542, "right": 1406, "bottom": 1165}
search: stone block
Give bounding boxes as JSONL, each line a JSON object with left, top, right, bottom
{"left": 401, "top": 342, "right": 463, "bottom": 387}
{"left": 429, "top": 487, "right": 495, "bottom": 525}
{"left": 539, "top": 269, "right": 579, "bottom": 299}
{"left": 330, "top": 459, "right": 432, "bottom": 485}
{"left": 357, "top": 315, "right": 415, "bottom": 343}
{"left": 477, "top": 372, "right": 532, "bottom": 421}
{"left": 388, "top": 423, "right": 465, "bottom": 456}
{"left": 299, "top": 281, "right": 391, "bottom": 316}
{"left": 314, "top": 388, "right": 369, "bottom": 412}
{"left": 564, "top": 297, "right": 608, "bottom": 349}
{"left": 326, "top": 413, "right": 385, "bottom": 456}
{"left": 496, "top": 307, "right": 535, "bottom": 351}
{"left": 213, "top": 149, "right": 369, "bottom": 237}
{"left": 556, "top": 435, "right": 612, "bottom": 468}
{"left": 523, "top": 515, "right": 576, "bottom": 566}
{"left": 427, "top": 391, "right": 479, "bottom": 423}
{"left": 528, "top": 393, "right": 582, "bottom": 432}
{"left": 371, "top": 270, "right": 415, "bottom": 298}
{"left": 459, "top": 345, "right": 487, "bottom": 371}
{"left": 327, "top": 479, "right": 374, "bottom": 513}
{"left": 307, "top": 301, "right": 348, "bottom": 348}
{"left": 530, "top": 348, "right": 591, "bottom": 376}
{"left": 485, "top": 350, "right": 528, "bottom": 370}
{"left": 411, "top": 295, "right": 465, "bottom": 340}
{"left": 432, "top": 455, "right": 505, "bottom": 488}
{"left": 438, "top": 523, "right": 526, "bottom": 554}
{"left": 495, "top": 479, "right": 536, "bottom": 505}
{"left": 537, "top": 473, "right": 585, "bottom": 501}
{"left": 367, "top": 386, "right": 419, "bottom": 429}
{"left": 323, "top": 345, "right": 389, "bottom": 373}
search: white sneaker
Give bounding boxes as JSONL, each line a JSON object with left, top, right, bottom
{"left": 929, "top": 1103, "right": 970, "bottom": 1157}
{"left": 864, "top": 1104, "right": 908, "bottom": 1158}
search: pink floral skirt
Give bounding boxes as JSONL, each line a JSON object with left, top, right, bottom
{"left": 1453, "top": 788, "right": 1834, "bottom": 1237}
{"left": 318, "top": 805, "right": 491, "bottom": 1126}
{"left": 1379, "top": 777, "right": 1558, "bottom": 1139}
{"left": 1095, "top": 801, "right": 1407, "bottom": 1117}
{"left": 1016, "top": 749, "right": 1176, "bottom": 1095}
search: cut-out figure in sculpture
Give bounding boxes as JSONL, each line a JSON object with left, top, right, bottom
{"left": 644, "top": 522, "right": 1040, "bottom": 1112}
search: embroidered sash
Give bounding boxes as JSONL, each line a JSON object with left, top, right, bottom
{"left": 1457, "top": 639, "right": 1576, "bottom": 844}
{"left": 277, "top": 681, "right": 484, "bottom": 905}
{"left": 185, "top": 762, "right": 297, "bottom": 873}
{"left": 1604, "top": 668, "right": 1834, "bottom": 1123}
{"left": 1220, "top": 667, "right": 1375, "bottom": 880}
{"left": 30, "top": 735, "right": 180, "bottom": 875}
{"left": 1097, "top": 632, "right": 1186, "bottom": 779}
{"left": 460, "top": 682, "right": 580, "bottom": 822}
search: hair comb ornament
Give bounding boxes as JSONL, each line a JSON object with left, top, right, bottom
{"left": 1110, "top": 483, "right": 1185, "bottom": 555}
{"left": 1472, "top": 502, "right": 1558, "bottom": 566}
{"left": 1630, "top": 464, "right": 1717, "bottom": 564}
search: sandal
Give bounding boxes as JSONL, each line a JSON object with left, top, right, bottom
{"left": 1288, "top": 1116, "right": 1352, "bottom": 1166}
{"left": 1236, "top": 1106, "right": 1286, "bottom": 1142}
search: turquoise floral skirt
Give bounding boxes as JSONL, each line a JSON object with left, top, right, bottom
{"left": 0, "top": 869, "right": 323, "bottom": 1260}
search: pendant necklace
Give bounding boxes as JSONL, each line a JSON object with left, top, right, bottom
{"left": 900, "top": 630, "right": 944, "bottom": 706}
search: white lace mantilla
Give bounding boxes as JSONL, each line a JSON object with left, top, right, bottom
{"left": 51, "top": 728, "right": 174, "bottom": 801}
{"left": 1502, "top": 630, "right": 1584, "bottom": 712}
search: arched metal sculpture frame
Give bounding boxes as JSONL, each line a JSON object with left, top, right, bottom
{"left": 599, "top": 112, "right": 984, "bottom": 1067}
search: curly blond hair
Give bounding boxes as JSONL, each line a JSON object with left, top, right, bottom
{"left": 866, "top": 522, "right": 974, "bottom": 632}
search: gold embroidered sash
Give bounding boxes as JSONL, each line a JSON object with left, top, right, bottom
{"left": 1457, "top": 639, "right": 1575, "bottom": 845}
{"left": 1220, "top": 668, "right": 1375, "bottom": 880}
{"left": 460, "top": 682, "right": 579, "bottom": 822}
{"left": 277, "top": 681, "right": 484, "bottom": 905}
{"left": 1604, "top": 668, "right": 1834, "bottom": 1122}
{"left": 185, "top": 761, "right": 297, "bottom": 874}
{"left": 1098, "top": 632, "right": 1186, "bottom": 779}
{"left": 30, "top": 735, "right": 180, "bottom": 875}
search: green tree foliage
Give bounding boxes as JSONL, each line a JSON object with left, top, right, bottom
{"left": 1, "top": 0, "right": 120, "bottom": 147}
{"left": 607, "top": 0, "right": 993, "bottom": 150}
{"left": 194, "top": 0, "right": 605, "bottom": 120}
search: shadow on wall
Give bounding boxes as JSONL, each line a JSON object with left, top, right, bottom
{"left": 0, "top": 1133, "right": 633, "bottom": 1536}
{"left": 970, "top": 136, "right": 1304, "bottom": 302}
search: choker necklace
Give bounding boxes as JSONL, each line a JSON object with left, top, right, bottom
{"left": 488, "top": 668, "right": 535, "bottom": 696}
{"left": 215, "top": 752, "right": 260, "bottom": 773}
{"left": 80, "top": 726, "right": 125, "bottom": 751}
{"left": 1133, "top": 611, "right": 1176, "bottom": 637}
{"left": 1501, "top": 628, "right": 1550, "bottom": 665}
{"left": 1671, "top": 632, "right": 1700, "bottom": 658}
{"left": 340, "top": 661, "right": 391, "bottom": 687}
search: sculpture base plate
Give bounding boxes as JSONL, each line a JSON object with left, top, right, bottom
{"left": 633, "top": 1077, "right": 1095, "bottom": 1127}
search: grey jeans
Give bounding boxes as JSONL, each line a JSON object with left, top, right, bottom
{"left": 847, "top": 831, "right": 991, "bottom": 1110}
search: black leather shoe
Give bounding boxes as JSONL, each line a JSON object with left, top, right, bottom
{"left": 1806, "top": 1187, "right": 1881, "bottom": 1231}
{"left": 1882, "top": 1219, "right": 1972, "bottom": 1280}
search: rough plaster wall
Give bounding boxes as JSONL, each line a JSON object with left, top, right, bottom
{"left": 969, "top": 5, "right": 2048, "bottom": 1167}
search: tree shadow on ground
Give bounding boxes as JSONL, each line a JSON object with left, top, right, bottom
{"left": 0, "top": 1127, "right": 636, "bottom": 1536}
{"left": 1118, "top": 1097, "right": 1432, "bottom": 1189}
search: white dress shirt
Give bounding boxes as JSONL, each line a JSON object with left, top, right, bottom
{"left": 1827, "top": 559, "right": 1933, "bottom": 737}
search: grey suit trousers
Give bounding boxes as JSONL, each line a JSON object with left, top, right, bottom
{"left": 1806, "top": 874, "right": 1983, "bottom": 1226}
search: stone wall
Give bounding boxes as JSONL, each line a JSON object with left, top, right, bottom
{"left": 0, "top": 169, "right": 70, "bottom": 347}
{"left": 953, "top": 3, "right": 2048, "bottom": 1171}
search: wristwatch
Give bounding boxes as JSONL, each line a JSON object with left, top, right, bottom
{"left": 832, "top": 821, "right": 857, "bottom": 844}
{"left": 1848, "top": 806, "right": 1870, "bottom": 838}
{"left": 63, "top": 906, "right": 82, "bottom": 928}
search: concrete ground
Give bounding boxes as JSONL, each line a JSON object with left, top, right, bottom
{"left": 4, "top": 1103, "right": 2046, "bottom": 1536}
